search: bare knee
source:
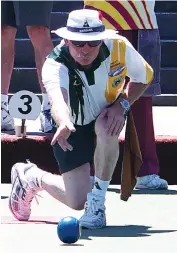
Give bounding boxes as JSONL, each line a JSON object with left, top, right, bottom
{"left": 1, "top": 26, "right": 16, "bottom": 47}
{"left": 68, "top": 197, "right": 86, "bottom": 211}
{"left": 62, "top": 163, "right": 91, "bottom": 210}
{"left": 27, "top": 26, "right": 52, "bottom": 48}
{"left": 95, "top": 119, "right": 117, "bottom": 144}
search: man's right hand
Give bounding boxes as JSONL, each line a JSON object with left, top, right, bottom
{"left": 51, "top": 121, "right": 76, "bottom": 151}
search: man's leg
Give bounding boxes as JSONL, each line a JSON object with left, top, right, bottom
{"left": 1, "top": 26, "right": 16, "bottom": 131}
{"left": 9, "top": 161, "right": 91, "bottom": 221}
{"left": 132, "top": 97, "right": 168, "bottom": 189}
{"left": 132, "top": 97, "right": 159, "bottom": 177}
{"left": 27, "top": 26, "right": 53, "bottom": 96}
{"left": 9, "top": 123, "right": 95, "bottom": 220}
{"left": 1, "top": 26, "right": 16, "bottom": 95}
{"left": 134, "top": 29, "right": 168, "bottom": 189}
{"left": 41, "top": 163, "right": 91, "bottom": 209}
{"left": 17, "top": 1, "right": 54, "bottom": 132}
{"left": 79, "top": 114, "right": 120, "bottom": 229}
{"left": 27, "top": 25, "right": 53, "bottom": 132}
{"left": 94, "top": 120, "right": 119, "bottom": 182}
{"left": 1, "top": 1, "right": 17, "bottom": 130}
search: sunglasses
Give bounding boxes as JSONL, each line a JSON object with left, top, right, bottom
{"left": 71, "top": 40, "right": 102, "bottom": 47}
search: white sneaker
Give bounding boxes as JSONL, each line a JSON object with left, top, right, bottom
{"left": 79, "top": 193, "right": 106, "bottom": 229}
{"left": 1, "top": 102, "right": 14, "bottom": 130}
{"left": 135, "top": 174, "right": 168, "bottom": 190}
{"left": 40, "top": 109, "right": 53, "bottom": 133}
{"left": 9, "top": 162, "right": 42, "bottom": 221}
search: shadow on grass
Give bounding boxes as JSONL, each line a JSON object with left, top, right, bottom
{"left": 81, "top": 225, "right": 177, "bottom": 240}
{"left": 107, "top": 188, "right": 177, "bottom": 195}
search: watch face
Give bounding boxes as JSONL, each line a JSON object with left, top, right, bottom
{"left": 124, "top": 101, "right": 129, "bottom": 108}
{"left": 121, "top": 100, "right": 130, "bottom": 110}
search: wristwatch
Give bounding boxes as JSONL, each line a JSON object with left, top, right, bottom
{"left": 119, "top": 98, "right": 130, "bottom": 115}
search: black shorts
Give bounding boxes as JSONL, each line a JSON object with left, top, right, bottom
{"left": 1, "top": 1, "right": 53, "bottom": 28}
{"left": 52, "top": 122, "right": 96, "bottom": 174}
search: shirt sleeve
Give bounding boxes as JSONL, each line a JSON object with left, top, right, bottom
{"left": 42, "top": 58, "right": 69, "bottom": 93}
{"left": 125, "top": 39, "right": 154, "bottom": 84}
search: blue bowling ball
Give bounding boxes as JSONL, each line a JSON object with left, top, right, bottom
{"left": 57, "top": 216, "right": 81, "bottom": 244}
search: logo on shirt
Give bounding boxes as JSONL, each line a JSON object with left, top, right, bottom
{"left": 73, "top": 75, "right": 81, "bottom": 86}
{"left": 73, "top": 80, "right": 80, "bottom": 86}
{"left": 109, "top": 65, "right": 126, "bottom": 77}
{"left": 110, "top": 60, "right": 120, "bottom": 69}
{"left": 112, "top": 76, "right": 124, "bottom": 87}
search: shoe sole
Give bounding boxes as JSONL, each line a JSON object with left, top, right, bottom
{"left": 81, "top": 224, "right": 106, "bottom": 229}
{"left": 80, "top": 219, "right": 106, "bottom": 230}
{"left": 40, "top": 128, "right": 53, "bottom": 133}
{"left": 40, "top": 125, "right": 53, "bottom": 133}
{"left": 8, "top": 164, "right": 29, "bottom": 221}
{"left": 135, "top": 185, "right": 168, "bottom": 190}
{"left": 1, "top": 125, "right": 14, "bottom": 131}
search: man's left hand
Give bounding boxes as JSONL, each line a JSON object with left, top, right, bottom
{"left": 98, "top": 102, "right": 125, "bottom": 136}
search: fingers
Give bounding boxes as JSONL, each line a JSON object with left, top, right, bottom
{"left": 57, "top": 137, "right": 73, "bottom": 152}
{"left": 66, "top": 122, "right": 76, "bottom": 132}
{"left": 51, "top": 130, "right": 60, "bottom": 146}
{"left": 115, "top": 121, "right": 125, "bottom": 136}
{"left": 51, "top": 124, "right": 74, "bottom": 151}
{"left": 51, "top": 122, "right": 75, "bottom": 146}
{"left": 99, "top": 109, "right": 108, "bottom": 118}
{"left": 107, "top": 117, "right": 116, "bottom": 135}
{"left": 107, "top": 117, "right": 125, "bottom": 136}
{"left": 51, "top": 134, "right": 73, "bottom": 151}
{"left": 51, "top": 125, "right": 64, "bottom": 146}
{"left": 113, "top": 121, "right": 122, "bottom": 136}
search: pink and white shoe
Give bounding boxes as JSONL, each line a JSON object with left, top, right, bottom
{"left": 9, "top": 162, "right": 42, "bottom": 221}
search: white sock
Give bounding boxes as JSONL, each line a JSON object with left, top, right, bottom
{"left": 42, "top": 93, "right": 50, "bottom": 110}
{"left": 92, "top": 176, "right": 111, "bottom": 198}
{"left": 90, "top": 176, "right": 95, "bottom": 188}
{"left": 1, "top": 94, "right": 8, "bottom": 105}
{"left": 25, "top": 164, "right": 48, "bottom": 188}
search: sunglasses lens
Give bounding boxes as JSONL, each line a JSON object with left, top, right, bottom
{"left": 71, "top": 41, "right": 85, "bottom": 47}
{"left": 71, "top": 40, "right": 101, "bottom": 47}
{"left": 88, "top": 40, "right": 101, "bottom": 47}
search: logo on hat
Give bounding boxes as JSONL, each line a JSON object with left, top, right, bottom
{"left": 83, "top": 20, "right": 89, "bottom": 27}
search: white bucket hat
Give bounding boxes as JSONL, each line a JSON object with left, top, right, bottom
{"left": 51, "top": 9, "right": 118, "bottom": 41}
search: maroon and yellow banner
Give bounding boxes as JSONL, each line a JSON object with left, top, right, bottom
{"left": 84, "top": 0, "right": 158, "bottom": 30}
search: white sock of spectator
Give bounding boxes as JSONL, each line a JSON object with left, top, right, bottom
{"left": 1, "top": 94, "right": 8, "bottom": 106}
{"left": 42, "top": 93, "right": 50, "bottom": 110}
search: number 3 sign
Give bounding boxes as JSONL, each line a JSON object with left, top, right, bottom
{"left": 9, "top": 90, "right": 41, "bottom": 120}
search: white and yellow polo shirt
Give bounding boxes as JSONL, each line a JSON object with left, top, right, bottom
{"left": 42, "top": 37, "right": 153, "bottom": 125}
